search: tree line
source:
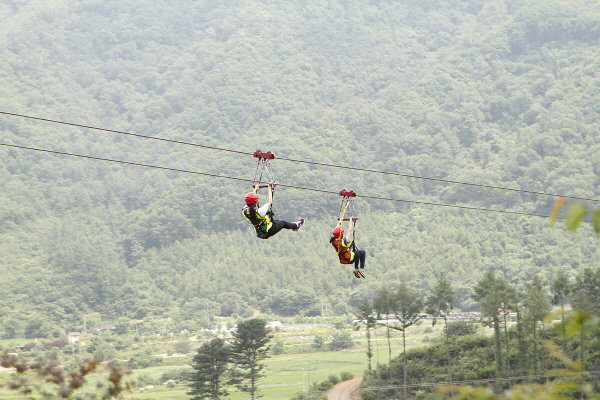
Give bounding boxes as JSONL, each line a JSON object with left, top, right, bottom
{"left": 1, "top": 0, "right": 600, "bottom": 347}
{"left": 354, "top": 266, "right": 600, "bottom": 399}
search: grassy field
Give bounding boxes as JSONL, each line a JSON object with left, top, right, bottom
{"left": 126, "top": 343, "right": 401, "bottom": 400}
{"left": 126, "top": 325, "right": 440, "bottom": 400}
{"left": 0, "top": 322, "right": 449, "bottom": 399}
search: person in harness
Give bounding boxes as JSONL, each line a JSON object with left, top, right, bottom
{"left": 330, "top": 219, "right": 366, "bottom": 276}
{"left": 243, "top": 183, "right": 304, "bottom": 239}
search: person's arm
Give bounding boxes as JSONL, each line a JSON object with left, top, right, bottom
{"left": 265, "top": 183, "right": 275, "bottom": 208}
{"left": 344, "top": 220, "right": 353, "bottom": 242}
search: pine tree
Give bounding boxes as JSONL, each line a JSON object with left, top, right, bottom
{"left": 472, "top": 271, "right": 515, "bottom": 379}
{"left": 230, "top": 318, "right": 272, "bottom": 400}
{"left": 354, "top": 297, "right": 376, "bottom": 379}
{"left": 426, "top": 276, "right": 455, "bottom": 386}
{"left": 391, "top": 282, "right": 423, "bottom": 399}
{"left": 523, "top": 275, "right": 551, "bottom": 375}
{"left": 188, "top": 338, "right": 230, "bottom": 400}
{"left": 373, "top": 286, "right": 396, "bottom": 384}
{"left": 551, "top": 271, "right": 571, "bottom": 353}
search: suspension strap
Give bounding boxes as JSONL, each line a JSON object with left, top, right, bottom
{"left": 252, "top": 150, "right": 275, "bottom": 186}
{"left": 252, "top": 150, "right": 276, "bottom": 217}
{"left": 337, "top": 190, "right": 357, "bottom": 252}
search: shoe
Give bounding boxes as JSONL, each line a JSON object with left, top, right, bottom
{"left": 353, "top": 269, "right": 361, "bottom": 278}
{"left": 294, "top": 218, "right": 305, "bottom": 231}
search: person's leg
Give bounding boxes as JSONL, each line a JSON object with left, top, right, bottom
{"left": 268, "top": 219, "right": 300, "bottom": 237}
{"left": 355, "top": 249, "right": 366, "bottom": 269}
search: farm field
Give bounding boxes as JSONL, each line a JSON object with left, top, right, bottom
{"left": 0, "top": 321, "right": 447, "bottom": 399}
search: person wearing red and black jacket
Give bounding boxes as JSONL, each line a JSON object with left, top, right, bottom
{"left": 330, "top": 221, "right": 366, "bottom": 273}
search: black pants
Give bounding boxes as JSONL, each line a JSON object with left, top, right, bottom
{"left": 353, "top": 249, "right": 366, "bottom": 269}
{"left": 265, "top": 219, "right": 297, "bottom": 238}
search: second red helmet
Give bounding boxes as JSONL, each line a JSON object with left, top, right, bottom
{"left": 332, "top": 226, "right": 343, "bottom": 237}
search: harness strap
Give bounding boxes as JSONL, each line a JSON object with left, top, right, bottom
{"left": 337, "top": 198, "right": 352, "bottom": 253}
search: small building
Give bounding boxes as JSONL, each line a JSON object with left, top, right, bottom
{"left": 67, "top": 332, "right": 93, "bottom": 346}
{"left": 267, "top": 321, "right": 282, "bottom": 330}
{"left": 97, "top": 323, "right": 116, "bottom": 332}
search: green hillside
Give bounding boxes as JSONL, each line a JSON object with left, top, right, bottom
{"left": 1, "top": 0, "right": 599, "bottom": 334}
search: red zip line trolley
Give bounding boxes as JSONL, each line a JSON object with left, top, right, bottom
{"left": 252, "top": 150, "right": 275, "bottom": 188}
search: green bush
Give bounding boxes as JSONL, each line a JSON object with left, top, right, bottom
{"left": 340, "top": 371, "right": 353, "bottom": 381}
{"left": 327, "top": 374, "right": 340, "bottom": 385}
{"left": 160, "top": 368, "right": 190, "bottom": 383}
{"left": 136, "top": 373, "right": 158, "bottom": 387}
{"left": 271, "top": 339, "right": 285, "bottom": 355}
{"left": 328, "top": 332, "right": 353, "bottom": 351}
{"left": 312, "top": 335, "right": 325, "bottom": 349}
{"left": 173, "top": 339, "right": 191, "bottom": 354}
{"left": 128, "top": 348, "right": 163, "bottom": 369}
{"left": 447, "top": 321, "right": 478, "bottom": 337}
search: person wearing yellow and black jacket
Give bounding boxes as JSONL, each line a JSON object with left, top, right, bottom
{"left": 243, "top": 183, "right": 304, "bottom": 239}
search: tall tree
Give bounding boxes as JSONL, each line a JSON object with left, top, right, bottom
{"left": 373, "top": 286, "right": 397, "bottom": 384}
{"left": 354, "top": 297, "right": 376, "bottom": 379}
{"left": 390, "top": 283, "right": 423, "bottom": 399}
{"left": 188, "top": 338, "right": 231, "bottom": 400}
{"left": 551, "top": 271, "right": 571, "bottom": 353}
{"left": 230, "top": 318, "right": 272, "bottom": 400}
{"left": 426, "top": 276, "right": 455, "bottom": 386}
{"left": 522, "top": 275, "right": 551, "bottom": 375}
{"left": 472, "top": 271, "right": 511, "bottom": 379}
{"left": 570, "top": 267, "right": 600, "bottom": 370}
{"left": 499, "top": 283, "right": 518, "bottom": 376}
{"left": 570, "top": 267, "right": 600, "bottom": 315}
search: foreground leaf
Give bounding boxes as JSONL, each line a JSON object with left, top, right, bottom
{"left": 593, "top": 210, "right": 600, "bottom": 235}
{"left": 565, "top": 203, "right": 588, "bottom": 232}
{"left": 550, "top": 197, "right": 566, "bottom": 226}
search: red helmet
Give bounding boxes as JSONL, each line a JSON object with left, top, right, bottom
{"left": 245, "top": 192, "right": 259, "bottom": 205}
{"left": 332, "top": 226, "right": 343, "bottom": 237}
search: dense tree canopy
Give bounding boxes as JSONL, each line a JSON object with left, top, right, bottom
{"left": 1, "top": 0, "right": 599, "bottom": 334}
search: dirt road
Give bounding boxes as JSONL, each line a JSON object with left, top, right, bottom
{"left": 326, "top": 377, "right": 363, "bottom": 400}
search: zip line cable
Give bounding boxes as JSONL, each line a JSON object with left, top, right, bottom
{"left": 0, "top": 111, "right": 252, "bottom": 156}
{"left": 0, "top": 142, "right": 561, "bottom": 220}
{"left": 1, "top": 110, "right": 598, "bottom": 203}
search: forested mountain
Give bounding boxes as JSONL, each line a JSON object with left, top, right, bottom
{"left": 1, "top": 0, "right": 599, "bottom": 336}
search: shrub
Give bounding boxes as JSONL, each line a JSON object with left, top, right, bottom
{"left": 447, "top": 321, "right": 478, "bottom": 337}
{"left": 327, "top": 375, "right": 340, "bottom": 385}
{"left": 328, "top": 332, "right": 353, "bottom": 351}
{"left": 174, "top": 340, "right": 191, "bottom": 354}
{"left": 160, "top": 369, "right": 190, "bottom": 383}
{"left": 340, "top": 371, "right": 353, "bottom": 381}
{"left": 271, "top": 339, "right": 285, "bottom": 355}
{"left": 312, "top": 335, "right": 325, "bottom": 349}
{"left": 136, "top": 373, "right": 158, "bottom": 387}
